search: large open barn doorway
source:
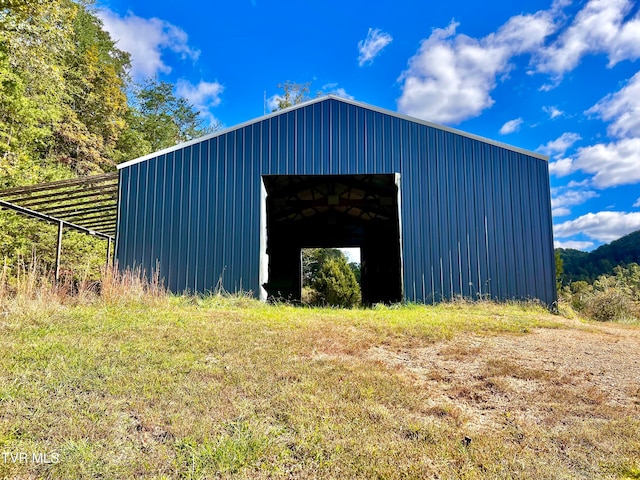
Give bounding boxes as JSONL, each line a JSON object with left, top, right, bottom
{"left": 260, "top": 174, "right": 403, "bottom": 305}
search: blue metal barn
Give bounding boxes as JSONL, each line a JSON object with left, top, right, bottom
{"left": 115, "top": 96, "right": 556, "bottom": 305}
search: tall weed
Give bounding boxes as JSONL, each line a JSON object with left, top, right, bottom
{"left": 0, "top": 256, "right": 167, "bottom": 311}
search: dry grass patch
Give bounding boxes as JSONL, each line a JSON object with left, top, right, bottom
{"left": 368, "top": 319, "right": 640, "bottom": 478}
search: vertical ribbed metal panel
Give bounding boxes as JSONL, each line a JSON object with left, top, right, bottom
{"left": 116, "top": 98, "right": 557, "bottom": 304}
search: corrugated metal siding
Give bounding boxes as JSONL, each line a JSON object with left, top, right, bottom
{"left": 116, "top": 98, "right": 556, "bottom": 304}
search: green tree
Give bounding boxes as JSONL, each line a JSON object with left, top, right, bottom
{"left": 129, "top": 79, "right": 211, "bottom": 151}
{"left": 613, "top": 263, "right": 640, "bottom": 301}
{"left": 0, "top": 0, "right": 217, "bottom": 281}
{"left": 272, "top": 81, "right": 317, "bottom": 111}
{"left": 54, "top": 45, "right": 128, "bottom": 175}
{"left": 0, "top": 0, "right": 74, "bottom": 185}
{"left": 556, "top": 229, "right": 640, "bottom": 283}
{"left": 302, "top": 248, "right": 361, "bottom": 307}
{"left": 561, "top": 263, "right": 640, "bottom": 323}
{"left": 312, "top": 256, "right": 361, "bottom": 307}
{"left": 349, "top": 261, "right": 361, "bottom": 286}
{"left": 0, "top": 0, "right": 126, "bottom": 279}
{"left": 555, "top": 250, "right": 563, "bottom": 292}
{"left": 0, "top": 0, "right": 132, "bottom": 179}
{"left": 302, "top": 248, "right": 344, "bottom": 285}
{"left": 54, "top": 3, "right": 131, "bottom": 174}
{"left": 112, "top": 107, "right": 153, "bottom": 163}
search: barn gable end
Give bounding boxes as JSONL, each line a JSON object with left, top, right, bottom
{"left": 116, "top": 96, "right": 556, "bottom": 304}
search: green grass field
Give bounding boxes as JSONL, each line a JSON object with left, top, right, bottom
{"left": 1, "top": 290, "right": 639, "bottom": 479}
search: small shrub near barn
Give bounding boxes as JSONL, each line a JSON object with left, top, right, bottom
{"left": 561, "top": 263, "right": 640, "bottom": 324}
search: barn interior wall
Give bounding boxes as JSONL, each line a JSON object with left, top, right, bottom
{"left": 261, "top": 174, "right": 403, "bottom": 304}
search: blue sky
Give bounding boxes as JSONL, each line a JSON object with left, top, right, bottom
{"left": 96, "top": 0, "right": 640, "bottom": 252}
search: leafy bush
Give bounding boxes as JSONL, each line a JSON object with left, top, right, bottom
{"left": 583, "top": 287, "right": 638, "bottom": 322}
{"left": 565, "top": 280, "right": 592, "bottom": 311}
{"left": 561, "top": 263, "right": 640, "bottom": 323}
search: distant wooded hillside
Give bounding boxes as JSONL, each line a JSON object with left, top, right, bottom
{"left": 557, "top": 230, "right": 640, "bottom": 284}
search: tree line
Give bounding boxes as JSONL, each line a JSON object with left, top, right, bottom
{"left": 0, "top": 0, "right": 215, "bottom": 277}
{"left": 1, "top": 0, "right": 213, "bottom": 189}
{"left": 556, "top": 230, "right": 640, "bottom": 284}
{"left": 556, "top": 229, "right": 640, "bottom": 322}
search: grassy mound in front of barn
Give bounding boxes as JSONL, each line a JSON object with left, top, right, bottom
{"left": 1, "top": 275, "right": 639, "bottom": 479}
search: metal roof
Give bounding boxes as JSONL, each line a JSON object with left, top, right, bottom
{"left": 117, "top": 95, "right": 548, "bottom": 171}
{"left": 0, "top": 173, "right": 118, "bottom": 238}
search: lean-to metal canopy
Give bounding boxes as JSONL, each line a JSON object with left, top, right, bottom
{"left": 0, "top": 172, "right": 118, "bottom": 238}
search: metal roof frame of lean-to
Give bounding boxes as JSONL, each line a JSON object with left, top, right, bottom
{"left": 0, "top": 172, "right": 118, "bottom": 279}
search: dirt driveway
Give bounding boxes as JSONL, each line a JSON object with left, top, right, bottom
{"left": 368, "top": 318, "right": 640, "bottom": 433}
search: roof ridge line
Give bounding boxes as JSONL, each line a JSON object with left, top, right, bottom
{"left": 117, "top": 96, "right": 548, "bottom": 170}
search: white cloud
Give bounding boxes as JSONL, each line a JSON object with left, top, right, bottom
{"left": 543, "top": 105, "right": 564, "bottom": 119}
{"left": 266, "top": 94, "right": 282, "bottom": 113}
{"left": 554, "top": 211, "right": 640, "bottom": 242}
{"left": 357, "top": 28, "right": 393, "bottom": 66}
{"left": 634, "top": 197, "right": 640, "bottom": 208}
{"left": 398, "top": 9, "right": 557, "bottom": 124}
{"left": 550, "top": 187, "right": 598, "bottom": 217}
{"left": 98, "top": 8, "right": 200, "bottom": 79}
{"left": 553, "top": 240, "right": 595, "bottom": 250}
{"left": 548, "top": 158, "right": 574, "bottom": 177}
{"left": 545, "top": 74, "right": 640, "bottom": 188}
{"left": 329, "top": 88, "right": 354, "bottom": 100}
{"left": 175, "top": 80, "right": 224, "bottom": 126}
{"left": 586, "top": 71, "right": 640, "bottom": 139}
{"left": 176, "top": 80, "right": 223, "bottom": 108}
{"left": 321, "top": 84, "right": 355, "bottom": 100}
{"left": 534, "top": 0, "right": 640, "bottom": 76}
{"left": 537, "top": 132, "right": 581, "bottom": 157}
{"left": 551, "top": 188, "right": 599, "bottom": 209}
{"left": 572, "top": 138, "right": 640, "bottom": 187}
{"left": 551, "top": 0, "right": 572, "bottom": 10}
{"left": 567, "top": 179, "right": 590, "bottom": 188}
{"left": 499, "top": 118, "right": 523, "bottom": 135}
{"left": 549, "top": 137, "right": 640, "bottom": 186}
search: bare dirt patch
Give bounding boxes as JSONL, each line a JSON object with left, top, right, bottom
{"left": 367, "top": 318, "right": 640, "bottom": 434}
